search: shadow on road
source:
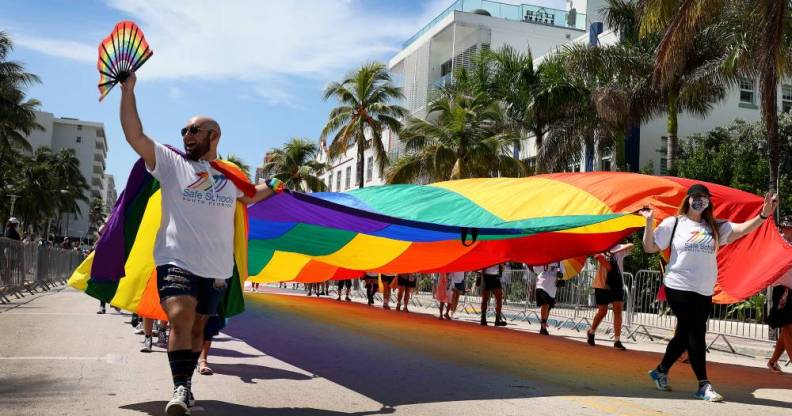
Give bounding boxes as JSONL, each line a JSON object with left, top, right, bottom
{"left": 221, "top": 293, "right": 792, "bottom": 410}
{"left": 121, "top": 401, "right": 396, "bottom": 416}
{"left": 208, "top": 346, "right": 265, "bottom": 359}
{"left": 207, "top": 362, "right": 312, "bottom": 384}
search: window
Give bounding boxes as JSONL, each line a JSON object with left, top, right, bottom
{"left": 76, "top": 136, "right": 82, "bottom": 143}
{"left": 77, "top": 125, "right": 83, "bottom": 131}
{"left": 739, "top": 79, "right": 755, "bottom": 105}
{"left": 328, "top": 172, "right": 333, "bottom": 192}
{"left": 366, "top": 157, "right": 373, "bottom": 182}
{"left": 659, "top": 136, "right": 668, "bottom": 155}
{"left": 783, "top": 85, "right": 792, "bottom": 113}
{"left": 440, "top": 60, "right": 452, "bottom": 77}
{"left": 345, "top": 166, "right": 352, "bottom": 189}
{"left": 336, "top": 170, "right": 342, "bottom": 191}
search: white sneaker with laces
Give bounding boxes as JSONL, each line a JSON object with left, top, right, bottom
{"left": 166, "top": 385, "right": 191, "bottom": 416}
{"left": 139, "top": 336, "right": 153, "bottom": 353}
{"left": 133, "top": 322, "right": 144, "bottom": 335}
{"left": 695, "top": 383, "right": 724, "bottom": 402}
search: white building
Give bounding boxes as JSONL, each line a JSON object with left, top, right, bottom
{"left": 316, "top": 133, "right": 397, "bottom": 192}
{"left": 102, "top": 174, "right": 118, "bottom": 214}
{"left": 25, "top": 111, "right": 113, "bottom": 238}
{"left": 319, "top": 0, "right": 781, "bottom": 188}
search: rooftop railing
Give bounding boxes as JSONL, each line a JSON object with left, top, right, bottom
{"left": 402, "top": 0, "right": 587, "bottom": 49}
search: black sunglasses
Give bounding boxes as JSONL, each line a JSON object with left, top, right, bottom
{"left": 180, "top": 125, "right": 214, "bottom": 137}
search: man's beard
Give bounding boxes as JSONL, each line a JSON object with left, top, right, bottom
{"left": 186, "top": 139, "right": 210, "bottom": 160}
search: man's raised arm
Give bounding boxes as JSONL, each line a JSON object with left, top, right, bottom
{"left": 119, "top": 72, "right": 156, "bottom": 170}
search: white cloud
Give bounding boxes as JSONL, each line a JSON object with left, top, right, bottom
{"left": 13, "top": 35, "right": 95, "bottom": 63}
{"left": 167, "top": 86, "right": 182, "bottom": 100}
{"left": 10, "top": 0, "right": 571, "bottom": 105}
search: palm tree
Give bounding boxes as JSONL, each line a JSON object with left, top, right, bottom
{"left": 88, "top": 196, "right": 106, "bottom": 237}
{"left": 455, "top": 46, "right": 571, "bottom": 172}
{"left": 262, "top": 138, "right": 328, "bottom": 192}
{"left": 386, "top": 90, "right": 527, "bottom": 183}
{"left": 223, "top": 153, "right": 251, "bottom": 180}
{"left": 52, "top": 148, "right": 89, "bottom": 226}
{"left": 642, "top": 0, "right": 792, "bottom": 190}
{"left": 320, "top": 62, "right": 406, "bottom": 189}
{"left": 0, "top": 31, "right": 41, "bottom": 152}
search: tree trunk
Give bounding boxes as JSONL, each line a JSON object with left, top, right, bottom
{"left": 760, "top": 1, "right": 785, "bottom": 193}
{"left": 666, "top": 89, "right": 679, "bottom": 175}
{"left": 615, "top": 130, "right": 626, "bottom": 171}
{"left": 357, "top": 136, "right": 365, "bottom": 189}
{"left": 534, "top": 128, "right": 545, "bottom": 174}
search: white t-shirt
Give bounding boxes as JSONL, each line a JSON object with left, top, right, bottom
{"left": 147, "top": 143, "right": 243, "bottom": 279}
{"left": 483, "top": 265, "right": 500, "bottom": 275}
{"left": 534, "top": 263, "right": 559, "bottom": 298}
{"left": 448, "top": 271, "right": 466, "bottom": 284}
{"left": 654, "top": 216, "right": 734, "bottom": 296}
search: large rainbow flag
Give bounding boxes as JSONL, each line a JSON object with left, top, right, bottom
{"left": 246, "top": 173, "right": 792, "bottom": 304}
{"left": 68, "top": 148, "right": 255, "bottom": 320}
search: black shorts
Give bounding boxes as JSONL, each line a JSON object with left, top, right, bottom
{"left": 203, "top": 315, "right": 226, "bottom": 341}
{"left": 594, "top": 288, "right": 624, "bottom": 305}
{"left": 483, "top": 274, "right": 501, "bottom": 291}
{"left": 453, "top": 281, "right": 465, "bottom": 291}
{"left": 536, "top": 288, "right": 555, "bottom": 308}
{"left": 769, "top": 285, "right": 792, "bottom": 329}
{"left": 381, "top": 274, "right": 395, "bottom": 284}
{"left": 397, "top": 276, "right": 416, "bottom": 288}
{"left": 337, "top": 279, "right": 352, "bottom": 289}
{"left": 156, "top": 265, "right": 226, "bottom": 316}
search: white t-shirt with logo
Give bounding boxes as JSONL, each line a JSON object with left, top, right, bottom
{"left": 448, "top": 271, "right": 466, "bottom": 284}
{"left": 147, "top": 143, "right": 243, "bottom": 279}
{"left": 654, "top": 216, "right": 734, "bottom": 296}
{"left": 533, "top": 263, "right": 559, "bottom": 298}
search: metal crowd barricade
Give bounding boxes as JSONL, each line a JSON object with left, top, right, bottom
{"left": 0, "top": 238, "right": 80, "bottom": 303}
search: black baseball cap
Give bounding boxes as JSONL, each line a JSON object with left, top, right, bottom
{"left": 687, "top": 184, "right": 711, "bottom": 197}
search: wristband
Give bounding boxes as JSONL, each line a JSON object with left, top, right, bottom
{"left": 267, "top": 178, "right": 285, "bottom": 193}
{"left": 760, "top": 213, "right": 769, "bottom": 220}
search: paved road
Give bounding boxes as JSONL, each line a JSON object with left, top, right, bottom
{"left": 1, "top": 286, "right": 790, "bottom": 415}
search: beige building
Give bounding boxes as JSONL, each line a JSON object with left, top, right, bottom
{"left": 25, "top": 111, "right": 113, "bottom": 238}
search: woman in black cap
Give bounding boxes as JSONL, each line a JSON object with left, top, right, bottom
{"left": 767, "top": 216, "right": 792, "bottom": 373}
{"left": 640, "top": 183, "right": 776, "bottom": 401}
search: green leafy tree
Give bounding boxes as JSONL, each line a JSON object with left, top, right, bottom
{"left": 262, "top": 138, "right": 328, "bottom": 192}
{"left": 386, "top": 90, "right": 527, "bottom": 183}
{"left": 321, "top": 62, "right": 406, "bottom": 189}
{"left": 642, "top": 0, "right": 792, "bottom": 191}
{"left": 88, "top": 196, "right": 106, "bottom": 236}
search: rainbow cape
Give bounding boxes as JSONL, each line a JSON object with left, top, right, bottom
{"left": 68, "top": 147, "right": 255, "bottom": 320}
{"left": 245, "top": 173, "right": 792, "bottom": 304}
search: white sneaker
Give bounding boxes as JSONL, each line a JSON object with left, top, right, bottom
{"left": 139, "top": 336, "right": 153, "bottom": 353}
{"left": 695, "top": 383, "right": 724, "bottom": 402}
{"left": 165, "top": 385, "right": 190, "bottom": 415}
{"left": 133, "top": 322, "right": 144, "bottom": 335}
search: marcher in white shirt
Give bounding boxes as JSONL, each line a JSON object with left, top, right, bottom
{"left": 120, "top": 73, "right": 277, "bottom": 415}
{"left": 641, "top": 183, "right": 776, "bottom": 402}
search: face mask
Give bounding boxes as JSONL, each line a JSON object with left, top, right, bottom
{"left": 690, "top": 197, "right": 709, "bottom": 212}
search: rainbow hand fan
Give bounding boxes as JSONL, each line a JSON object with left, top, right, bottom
{"left": 97, "top": 21, "right": 153, "bottom": 101}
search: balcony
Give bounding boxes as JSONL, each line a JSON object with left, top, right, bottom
{"left": 402, "top": 0, "right": 586, "bottom": 48}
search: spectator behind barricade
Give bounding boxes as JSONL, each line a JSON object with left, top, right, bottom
{"left": 4, "top": 217, "right": 21, "bottom": 241}
{"left": 767, "top": 216, "right": 792, "bottom": 374}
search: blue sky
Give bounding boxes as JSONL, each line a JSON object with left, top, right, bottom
{"left": 2, "top": 0, "right": 566, "bottom": 190}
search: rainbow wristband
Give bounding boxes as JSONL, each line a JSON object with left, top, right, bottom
{"left": 267, "top": 178, "right": 285, "bottom": 193}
